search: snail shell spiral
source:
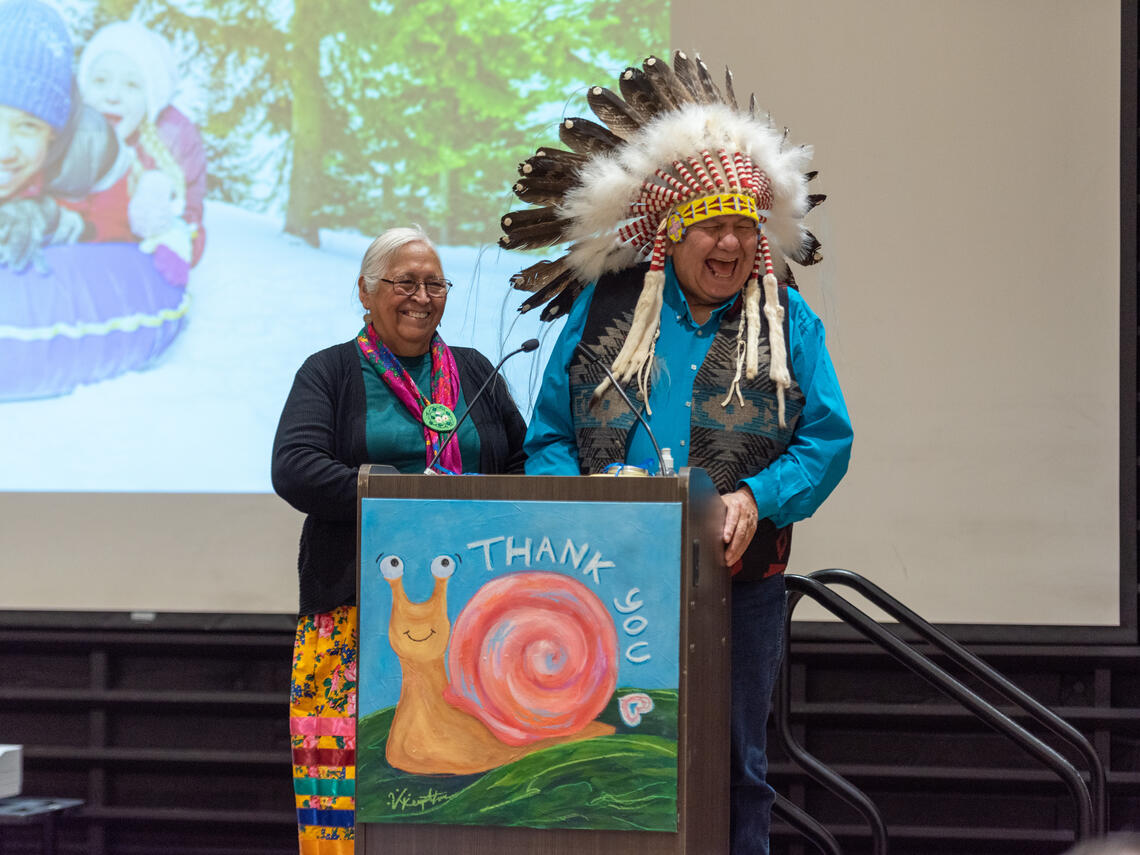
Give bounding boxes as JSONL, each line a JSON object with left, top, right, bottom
{"left": 443, "top": 571, "right": 618, "bottom": 747}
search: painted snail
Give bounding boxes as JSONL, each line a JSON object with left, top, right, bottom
{"left": 379, "top": 554, "right": 617, "bottom": 776}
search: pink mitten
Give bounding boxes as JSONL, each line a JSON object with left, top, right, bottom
{"left": 153, "top": 243, "right": 189, "bottom": 286}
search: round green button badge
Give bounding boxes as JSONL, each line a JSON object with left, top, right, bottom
{"left": 422, "top": 403, "right": 458, "bottom": 432}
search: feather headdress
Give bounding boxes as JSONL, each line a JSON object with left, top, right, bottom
{"left": 500, "top": 52, "right": 825, "bottom": 424}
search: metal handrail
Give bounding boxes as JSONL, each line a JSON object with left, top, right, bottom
{"left": 809, "top": 568, "right": 1107, "bottom": 835}
{"left": 779, "top": 573, "right": 1095, "bottom": 841}
{"left": 776, "top": 588, "right": 889, "bottom": 855}
{"left": 772, "top": 792, "right": 843, "bottom": 855}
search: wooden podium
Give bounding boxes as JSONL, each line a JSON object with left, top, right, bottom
{"left": 355, "top": 467, "right": 729, "bottom": 855}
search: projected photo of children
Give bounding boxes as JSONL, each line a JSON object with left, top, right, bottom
{"left": 0, "top": 0, "right": 197, "bottom": 403}
{"left": 0, "top": 0, "right": 666, "bottom": 493}
{"left": 75, "top": 21, "right": 207, "bottom": 282}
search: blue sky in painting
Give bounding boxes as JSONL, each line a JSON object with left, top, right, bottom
{"left": 358, "top": 498, "right": 681, "bottom": 717}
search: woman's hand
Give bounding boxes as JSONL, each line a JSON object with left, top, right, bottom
{"left": 0, "top": 197, "right": 54, "bottom": 272}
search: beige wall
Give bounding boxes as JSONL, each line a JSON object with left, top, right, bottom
{"left": 673, "top": 0, "right": 1122, "bottom": 623}
{"left": 1, "top": 493, "right": 302, "bottom": 613}
{"left": 1, "top": 1, "right": 1124, "bottom": 624}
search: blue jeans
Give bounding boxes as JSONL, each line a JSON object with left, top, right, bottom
{"left": 730, "top": 574, "right": 787, "bottom": 855}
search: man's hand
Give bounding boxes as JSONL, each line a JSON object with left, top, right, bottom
{"left": 721, "top": 485, "right": 759, "bottom": 568}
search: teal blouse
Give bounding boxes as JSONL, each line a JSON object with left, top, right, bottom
{"left": 359, "top": 349, "right": 481, "bottom": 473}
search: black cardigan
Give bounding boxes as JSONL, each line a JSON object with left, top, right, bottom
{"left": 271, "top": 340, "right": 527, "bottom": 614}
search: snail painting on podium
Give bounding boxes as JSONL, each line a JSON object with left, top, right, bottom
{"left": 355, "top": 498, "right": 682, "bottom": 832}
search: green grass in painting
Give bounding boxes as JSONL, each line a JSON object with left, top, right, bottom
{"left": 356, "top": 687, "right": 678, "bottom": 831}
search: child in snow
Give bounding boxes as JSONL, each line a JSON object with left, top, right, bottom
{"left": 71, "top": 21, "right": 207, "bottom": 285}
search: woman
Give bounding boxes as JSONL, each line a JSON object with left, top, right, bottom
{"left": 271, "top": 226, "right": 527, "bottom": 852}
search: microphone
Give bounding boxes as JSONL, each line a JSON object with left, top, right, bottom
{"left": 425, "top": 338, "right": 539, "bottom": 474}
{"left": 574, "top": 342, "right": 671, "bottom": 476}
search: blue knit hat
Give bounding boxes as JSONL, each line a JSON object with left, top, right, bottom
{"left": 0, "top": 0, "right": 73, "bottom": 130}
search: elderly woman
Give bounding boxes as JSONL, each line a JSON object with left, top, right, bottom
{"left": 271, "top": 226, "right": 526, "bottom": 851}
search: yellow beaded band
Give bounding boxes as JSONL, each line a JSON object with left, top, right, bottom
{"left": 664, "top": 192, "right": 760, "bottom": 243}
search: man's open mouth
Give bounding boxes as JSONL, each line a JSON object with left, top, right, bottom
{"left": 706, "top": 258, "right": 738, "bottom": 278}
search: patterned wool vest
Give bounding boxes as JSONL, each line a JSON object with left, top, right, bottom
{"left": 568, "top": 264, "right": 805, "bottom": 580}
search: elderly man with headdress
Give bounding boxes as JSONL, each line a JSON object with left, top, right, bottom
{"left": 501, "top": 53, "right": 853, "bottom": 854}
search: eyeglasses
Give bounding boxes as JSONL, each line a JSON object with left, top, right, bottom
{"left": 686, "top": 220, "right": 758, "bottom": 241}
{"left": 380, "top": 277, "right": 453, "bottom": 298}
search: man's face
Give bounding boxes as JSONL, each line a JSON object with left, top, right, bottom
{"left": 666, "top": 213, "right": 759, "bottom": 313}
{"left": 83, "top": 52, "right": 148, "bottom": 140}
{"left": 0, "top": 105, "right": 53, "bottom": 200}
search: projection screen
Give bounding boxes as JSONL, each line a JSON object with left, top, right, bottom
{"left": 0, "top": 0, "right": 1129, "bottom": 636}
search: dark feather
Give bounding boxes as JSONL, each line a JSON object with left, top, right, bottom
{"left": 540, "top": 279, "right": 587, "bottom": 321}
{"left": 805, "top": 193, "right": 826, "bottom": 213}
{"left": 749, "top": 93, "right": 758, "bottom": 119}
{"left": 559, "top": 117, "right": 623, "bottom": 156}
{"left": 619, "top": 66, "right": 669, "bottom": 119}
{"left": 724, "top": 67, "right": 739, "bottom": 111}
{"left": 642, "top": 55, "right": 687, "bottom": 110}
{"left": 789, "top": 230, "right": 823, "bottom": 266}
{"left": 517, "top": 268, "right": 576, "bottom": 313}
{"left": 498, "top": 218, "right": 570, "bottom": 250}
{"left": 501, "top": 205, "right": 560, "bottom": 231}
{"left": 671, "top": 50, "right": 704, "bottom": 101}
{"left": 693, "top": 55, "right": 724, "bottom": 103}
{"left": 500, "top": 209, "right": 571, "bottom": 249}
{"left": 587, "top": 86, "right": 646, "bottom": 137}
{"left": 512, "top": 176, "right": 570, "bottom": 205}
{"left": 518, "top": 148, "right": 586, "bottom": 181}
{"left": 509, "top": 256, "right": 571, "bottom": 293}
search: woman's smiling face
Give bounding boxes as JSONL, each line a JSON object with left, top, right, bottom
{"left": 359, "top": 241, "right": 447, "bottom": 357}
{"left": 0, "top": 105, "right": 53, "bottom": 200}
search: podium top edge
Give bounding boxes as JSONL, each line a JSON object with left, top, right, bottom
{"left": 358, "top": 467, "right": 716, "bottom": 503}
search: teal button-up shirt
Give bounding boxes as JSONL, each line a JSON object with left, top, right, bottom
{"left": 524, "top": 260, "right": 852, "bottom": 528}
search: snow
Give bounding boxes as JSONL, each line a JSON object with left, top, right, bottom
{"left": 0, "top": 200, "right": 564, "bottom": 492}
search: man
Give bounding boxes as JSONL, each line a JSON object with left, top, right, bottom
{"left": 503, "top": 53, "right": 853, "bottom": 854}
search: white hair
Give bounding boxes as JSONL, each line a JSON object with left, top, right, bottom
{"left": 358, "top": 225, "right": 438, "bottom": 294}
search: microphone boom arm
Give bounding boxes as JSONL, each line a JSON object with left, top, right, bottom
{"left": 574, "top": 342, "right": 670, "bottom": 476}
{"left": 425, "top": 338, "right": 539, "bottom": 474}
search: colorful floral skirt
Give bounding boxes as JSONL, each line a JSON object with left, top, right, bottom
{"left": 290, "top": 606, "right": 358, "bottom": 853}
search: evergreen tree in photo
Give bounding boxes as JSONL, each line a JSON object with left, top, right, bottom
{"left": 84, "top": 0, "right": 668, "bottom": 247}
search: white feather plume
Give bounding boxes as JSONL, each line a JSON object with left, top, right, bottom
{"left": 558, "top": 104, "right": 812, "bottom": 283}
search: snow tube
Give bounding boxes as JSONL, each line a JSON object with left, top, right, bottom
{"left": 0, "top": 242, "right": 189, "bottom": 401}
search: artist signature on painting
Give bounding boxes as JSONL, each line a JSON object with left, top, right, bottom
{"left": 386, "top": 787, "right": 452, "bottom": 813}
